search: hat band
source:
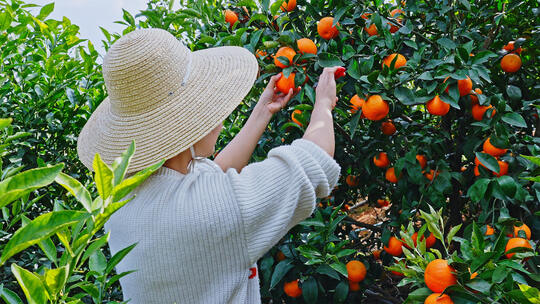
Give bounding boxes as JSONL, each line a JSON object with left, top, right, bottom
{"left": 181, "top": 52, "right": 193, "bottom": 86}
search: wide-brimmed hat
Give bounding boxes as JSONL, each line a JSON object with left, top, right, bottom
{"left": 77, "top": 28, "right": 258, "bottom": 174}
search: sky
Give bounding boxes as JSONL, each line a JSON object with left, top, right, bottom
{"left": 29, "top": 0, "right": 180, "bottom": 56}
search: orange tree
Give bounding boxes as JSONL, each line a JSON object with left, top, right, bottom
{"left": 113, "top": 0, "right": 540, "bottom": 302}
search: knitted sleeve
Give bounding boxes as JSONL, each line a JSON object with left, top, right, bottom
{"left": 226, "top": 138, "right": 341, "bottom": 265}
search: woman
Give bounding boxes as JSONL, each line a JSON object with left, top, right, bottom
{"left": 77, "top": 28, "right": 340, "bottom": 303}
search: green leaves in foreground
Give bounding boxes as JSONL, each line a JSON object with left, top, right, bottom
{"left": 0, "top": 164, "right": 64, "bottom": 209}
{"left": 0, "top": 211, "right": 90, "bottom": 265}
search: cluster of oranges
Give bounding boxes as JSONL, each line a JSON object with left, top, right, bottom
{"left": 346, "top": 260, "right": 367, "bottom": 291}
{"left": 500, "top": 41, "right": 522, "bottom": 73}
{"left": 423, "top": 259, "right": 457, "bottom": 303}
{"left": 504, "top": 222, "right": 532, "bottom": 259}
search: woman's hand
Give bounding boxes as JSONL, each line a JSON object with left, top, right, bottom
{"left": 315, "top": 67, "right": 340, "bottom": 110}
{"left": 257, "top": 73, "right": 298, "bottom": 115}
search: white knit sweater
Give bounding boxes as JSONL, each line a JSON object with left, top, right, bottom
{"left": 104, "top": 139, "right": 341, "bottom": 303}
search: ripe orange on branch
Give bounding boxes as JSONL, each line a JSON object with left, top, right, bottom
{"left": 373, "top": 152, "right": 390, "bottom": 168}
{"left": 346, "top": 260, "right": 367, "bottom": 283}
{"left": 424, "top": 259, "right": 457, "bottom": 293}
{"left": 381, "top": 120, "right": 396, "bottom": 135}
{"left": 416, "top": 155, "right": 428, "bottom": 169}
{"left": 283, "top": 279, "right": 302, "bottom": 298}
{"left": 444, "top": 76, "right": 472, "bottom": 97}
{"left": 505, "top": 238, "right": 532, "bottom": 259}
{"left": 276, "top": 72, "right": 296, "bottom": 95}
{"left": 385, "top": 167, "right": 401, "bottom": 183}
{"left": 349, "top": 94, "right": 366, "bottom": 116}
{"left": 483, "top": 137, "right": 507, "bottom": 157}
{"left": 384, "top": 236, "right": 403, "bottom": 256}
{"left": 502, "top": 41, "right": 522, "bottom": 54}
{"left": 485, "top": 225, "right": 495, "bottom": 236}
{"left": 362, "top": 95, "right": 389, "bottom": 121}
{"left": 389, "top": 8, "right": 404, "bottom": 33}
{"left": 471, "top": 104, "right": 495, "bottom": 121}
{"left": 361, "top": 13, "right": 378, "bottom": 36}
{"left": 382, "top": 53, "right": 407, "bottom": 69}
{"left": 224, "top": 10, "right": 238, "bottom": 27}
{"left": 274, "top": 47, "right": 296, "bottom": 68}
{"left": 291, "top": 108, "right": 303, "bottom": 127}
{"left": 346, "top": 175, "right": 360, "bottom": 187}
{"left": 425, "top": 293, "right": 454, "bottom": 304}
{"left": 513, "top": 223, "right": 531, "bottom": 239}
{"left": 426, "top": 95, "right": 450, "bottom": 116}
{"left": 280, "top": 0, "right": 296, "bottom": 12}
{"left": 297, "top": 38, "right": 317, "bottom": 55}
{"left": 469, "top": 88, "right": 482, "bottom": 105}
{"left": 377, "top": 199, "right": 390, "bottom": 208}
{"left": 501, "top": 53, "right": 521, "bottom": 73}
{"left": 317, "top": 17, "right": 339, "bottom": 40}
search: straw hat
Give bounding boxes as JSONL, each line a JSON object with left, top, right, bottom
{"left": 77, "top": 28, "right": 258, "bottom": 174}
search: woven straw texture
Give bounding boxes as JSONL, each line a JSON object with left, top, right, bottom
{"left": 77, "top": 28, "right": 258, "bottom": 174}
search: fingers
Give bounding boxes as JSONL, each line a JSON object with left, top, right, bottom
{"left": 266, "top": 73, "right": 282, "bottom": 90}
{"left": 323, "top": 66, "right": 341, "bottom": 76}
{"left": 280, "top": 88, "right": 294, "bottom": 107}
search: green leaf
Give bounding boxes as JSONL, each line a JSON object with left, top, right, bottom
{"left": 0, "top": 12, "right": 13, "bottom": 31}
{"left": 447, "top": 224, "right": 462, "bottom": 246}
{"left": 315, "top": 264, "right": 340, "bottom": 280}
{"left": 302, "top": 277, "right": 318, "bottom": 304}
{"left": 466, "top": 279, "right": 491, "bottom": 293}
{"left": 111, "top": 141, "right": 135, "bottom": 186}
{"left": 270, "top": 260, "right": 293, "bottom": 289}
{"left": 521, "top": 155, "right": 540, "bottom": 167}
{"left": 317, "top": 53, "right": 344, "bottom": 67}
{"left": 498, "top": 175, "right": 517, "bottom": 197}
{"left": 437, "top": 38, "right": 456, "bottom": 49}
{"left": 347, "top": 60, "right": 361, "bottom": 80}
{"left": 105, "top": 243, "right": 137, "bottom": 275}
{"left": 43, "top": 267, "right": 67, "bottom": 297}
{"left": 89, "top": 250, "right": 107, "bottom": 274}
{"left": 112, "top": 159, "right": 165, "bottom": 202}
{"left": 10, "top": 264, "right": 49, "bottom": 304}
{"left": 0, "top": 211, "right": 89, "bottom": 265}
{"left": 506, "top": 85, "right": 522, "bottom": 101}
{"left": 329, "top": 262, "right": 347, "bottom": 277}
{"left": 394, "top": 86, "right": 416, "bottom": 105}
{"left": 270, "top": 0, "right": 284, "bottom": 16}
{"left": 333, "top": 281, "right": 348, "bottom": 303}
{"left": 0, "top": 164, "right": 64, "bottom": 209}
{"left": 0, "top": 118, "right": 12, "bottom": 130}
{"left": 406, "top": 287, "right": 431, "bottom": 301}
{"left": 81, "top": 233, "right": 110, "bottom": 265}
{"left": 519, "top": 284, "right": 540, "bottom": 304}
{"left": 37, "top": 3, "right": 54, "bottom": 20}
{"left": 467, "top": 178, "right": 490, "bottom": 202}
{"left": 122, "top": 9, "right": 135, "bottom": 26}
{"left": 93, "top": 154, "right": 114, "bottom": 199}
{"left": 55, "top": 172, "right": 93, "bottom": 212}
{"left": 92, "top": 199, "right": 133, "bottom": 235}
{"left": 476, "top": 152, "right": 500, "bottom": 173}
{"left": 0, "top": 286, "right": 23, "bottom": 304}
{"left": 37, "top": 238, "right": 57, "bottom": 265}
{"left": 502, "top": 113, "right": 527, "bottom": 128}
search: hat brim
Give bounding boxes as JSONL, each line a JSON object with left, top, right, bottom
{"left": 77, "top": 46, "right": 259, "bottom": 174}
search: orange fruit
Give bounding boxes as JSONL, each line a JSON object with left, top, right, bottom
{"left": 361, "top": 13, "right": 378, "bottom": 36}
{"left": 385, "top": 167, "right": 401, "bottom": 183}
{"left": 502, "top": 41, "right": 522, "bottom": 54}
{"left": 224, "top": 10, "right": 239, "bottom": 27}
{"left": 276, "top": 72, "right": 296, "bottom": 95}
{"left": 377, "top": 199, "right": 390, "bottom": 208}
{"left": 426, "top": 95, "right": 450, "bottom": 116}
{"left": 424, "top": 259, "right": 457, "bottom": 293}
{"left": 373, "top": 152, "right": 390, "bottom": 168}
{"left": 470, "top": 271, "right": 479, "bottom": 280}
{"left": 403, "top": 232, "right": 418, "bottom": 249}
{"left": 485, "top": 225, "right": 495, "bottom": 236}
{"left": 514, "top": 223, "right": 531, "bottom": 240}
{"left": 425, "top": 293, "right": 454, "bottom": 304}
{"left": 501, "top": 53, "right": 521, "bottom": 73}
{"left": 350, "top": 95, "right": 366, "bottom": 116}
{"left": 297, "top": 38, "right": 317, "bottom": 55}
{"left": 280, "top": 0, "right": 296, "bottom": 12}
{"left": 389, "top": 9, "right": 404, "bottom": 33}
{"left": 493, "top": 160, "right": 509, "bottom": 177}
{"left": 372, "top": 249, "right": 382, "bottom": 260}
{"left": 277, "top": 250, "right": 286, "bottom": 261}
{"left": 381, "top": 120, "right": 397, "bottom": 135}
{"left": 505, "top": 238, "right": 532, "bottom": 259}
{"left": 291, "top": 109, "right": 303, "bottom": 127}
{"left": 317, "top": 17, "right": 339, "bottom": 40}
{"left": 391, "top": 269, "right": 405, "bottom": 277}
{"left": 283, "top": 279, "right": 302, "bottom": 298}
{"left": 382, "top": 53, "right": 407, "bottom": 69}
{"left": 363, "top": 95, "right": 389, "bottom": 121}
{"left": 444, "top": 76, "right": 472, "bottom": 97}
{"left": 425, "top": 169, "right": 439, "bottom": 181}
{"left": 469, "top": 88, "right": 482, "bottom": 105}
{"left": 483, "top": 137, "right": 507, "bottom": 157}
{"left": 255, "top": 49, "right": 267, "bottom": 58}
{"left": 471, "top": 104, "right": 496, "bottom": 121}
{"left": 349, "top": 281, "right": 361, "bottom": 291}
{"left": 274, "top": 46, "right": 296, "bottom": 68}
{"left": 423, "top": 233, "right": 437, "bottom": 248}
{"left": 346, "top": 175, "right": 360, "bottom": 187}
{"left": 416, "top": 155, "right": 427, "bottom": 169}
{"left": 384, "top": 236, "right": 403, "bottom": 256}
{"left": 346, "top": 260, "right": 367, "bottom": 283}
